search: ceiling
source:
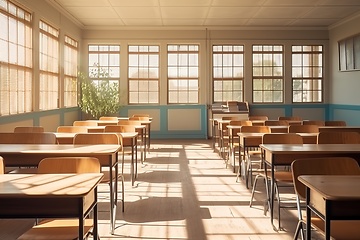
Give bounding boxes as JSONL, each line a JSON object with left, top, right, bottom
{"left": 48, "top": 0, "right": 360, "bottom": 30}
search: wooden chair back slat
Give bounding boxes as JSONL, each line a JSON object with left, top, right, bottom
{"left": 38, "top": 157, "right": 101, "bottom": 174}
{"left": 56, "top": 126, "right": 88, "bottom": 133}
{"left": 262, "top": 133, "right": 303, "bottom": 144}
{"left": 288, "top": 125, "right": 319, "bottom": 133}
{"left": 0, "top": 132, "right": 56, "bottom": 144}
{"left": 317, "top": 131, "right": 360, "bottom": 144}
{"left": 325, "top": 120, "right": 347, "bottom": 126}
{"left": 240, "top": 126, "right": 270, "bottom": 133}
{"left": 73, "top": 133, "right": 120, "bottom": 145}
{"left": 99, "top": 116, "right": 118, "bottom": 121}
{"left": 14, "top": 126, "right": 44, "bottom": 133}
{"left": 73, "top": 121, "right": 98, "bottom": 126}
{"left": 303, "top": 120, "right": 325, "bottom": 126}
{"left": 264, "top": 120, "right": 289, "bottom": 126}
{"left": 229, "top": 120, "right": 252, "bottom": 126}
{"left": 291, "top": 157, "right": 360, "bottom": 200}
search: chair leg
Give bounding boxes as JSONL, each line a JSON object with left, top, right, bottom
{"left": 249, "top": 174, "right": 262, "bottom": 207}
{"left": 293, "top": 220, "right": 305, "bottom": 240}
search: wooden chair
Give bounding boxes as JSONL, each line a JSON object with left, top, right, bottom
{"left": 264, "top": 120, "right": 289, "bottom": 126}
{"left": 73, "top": 133, "right": 125, "bottom": 211}
{"left": 56, "top": 126, "right": 88, "bottom": 133}
{"left": 99, "top": 116, "right": 118, "bottom": 121}
{"left": 303, "top": 120, "right": 325, "bottom": 126}
{"left": 104, "top": 125, "right": 138, "bottom": 164}
{"left": 317, "top": 131, "right": 360, "bottom": 144}
{"left": 291, "top": 157, "right": 360, "bottom": 240}
{"left": 73, "top": 120, "right": 98, "bottom": 126}
{"left": 227, "top": 120, "right": 252, "bottom": 169}
{"left": 237, "top": 126, "right": 271, "bottom": 187}
{"left": 325, "top": 120, "right": 346, "bottom": 126}
{"left": 18, "top": 157, "right": 101, "bottom": 240}
{"left": 250, "top": 133, "right": 303, "bottom": 230}
{"left": 288, "top": 125, "right": 319, "bottom": 133}
{"left": 278, "top": 116, "right": 302, "bottom": 121}
{"left": 14, "top": 126, "right": 44, "bottom": 133}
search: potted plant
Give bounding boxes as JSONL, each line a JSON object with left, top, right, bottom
{"left": 78, "top": 68, "right": 122, "bottom": 119}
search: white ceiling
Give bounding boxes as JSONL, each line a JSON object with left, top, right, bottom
{"left": 48, "top": 0, "right": 360, "bottom": 30}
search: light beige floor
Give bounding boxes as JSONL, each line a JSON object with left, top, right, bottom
{"left": 0, "top": 139, "right": 321, "bottom": 240}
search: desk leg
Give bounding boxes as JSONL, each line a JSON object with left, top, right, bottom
{"left": 109, "top": 154, "right": 118, "bottom": 234}
{"left": 93, "top": 188, "right": 99, "bottom": 240}
{"left": 265, "top": 158, "right": 276, "bottom": 231}
{"left": 306, "top": 187, "right": 311, "bottom": 240}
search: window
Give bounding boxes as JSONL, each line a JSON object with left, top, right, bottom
{"left": 339, "top": 34, "right": 360, "bottom": 71}
{"left": 252, "top": 45, "right": 283, "bottom": 103}
{"left": 128, "top": 45, "right": 159, "bottom": 104}
{"left": 39, "top": 20, "right": 59, "bottom": 110}
{"left": 64, "top": 36, "right": 78, "bottom": 107}
{"left": 0, "top": 0, "right": 32, "bottom": 115}
{"left": 88, "top": 44, "right": 120, "bottom": 90}
{"left": 292, "top": 45, "right": 323, "bottom": 103}
{"left": 213, "top": 45, "right": 244, "bottom": 102}
{"left": 168, "top": 44, "right": 199, "bottom": 104}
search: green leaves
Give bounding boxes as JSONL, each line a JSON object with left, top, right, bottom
{"left": 78, "top": 71, "right": 121, "bottom": 119}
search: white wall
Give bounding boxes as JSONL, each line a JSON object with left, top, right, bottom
{"left": 329, "top": 15, "right": 360, "bottom": 105}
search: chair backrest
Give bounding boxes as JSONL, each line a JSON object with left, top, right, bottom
{"left": 325, "top": 120, "right": 346, "bottom": 126}
{"left": 14, "top": 126, "right": 44, "bottom": 133}
{"left": 104, "top": 125, "right": 136, "bottom": 133}
{"left": 73, "top": 133, "right": 120, "bottom": 145}
{"left": 128, "top": 116, "right": 149, "bottom": 121}
{"left": 56, "top": 126, "right": 88, "bottom": 133}
{"left": 0, "top": 156, "right": 4, "bottom": 174}
{"left": 99, "top": 116, "right": 118, "bottom": 121}
{"left": 288, "top": 125, "right": 319, "bottom": 133}
{"left": 303, "top": 120, "right": 325, "bottom": 126}
{"left": 229, "top": 120, "right": 252, "bottom": 126}
{"left": 132, "top": 114, "right": 150, "bottom": 118}
{"left": 73, "top": 120, "right": 98, "bottom": 126}
{"left": 317, "top": 131, "right": 360, "bottom": 144}
{"left": 264, "top": 120, "right": 289, "bottom": 126}
{"left": 38, "top": 157, "right": 100, "bottom": 174}
{"left": 118, "top": 120, "right": 142, "bottom": 126}
{"left": 278, "top": 116, "right": 302, "bottom": 121}
{"left": 222, "top": 116, "right": 240, "bottom": 120}
{"left": 262, "top": 133, "right": 303, "bottom": 144}
{"left": 248, "top": 115, "right": 268, "bottom": 121}
{"left": 0, "top": 132, "right": 57, "bottom": 144}
{"left": 240, "top": 126, "right": 270, "bottom": 133}
{"left": 291, "top": 157, "right": 360, "bottom": 200}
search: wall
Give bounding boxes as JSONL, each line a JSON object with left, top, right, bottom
{"left": 329, "top": 15, "right": 360, "bottom": 124}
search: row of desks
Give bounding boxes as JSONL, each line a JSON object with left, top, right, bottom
{"left": 260, "top": 143, "right": 360, "bottom": 237}
{"left": 0, "top": 144, "right": 119, "bottom": 238}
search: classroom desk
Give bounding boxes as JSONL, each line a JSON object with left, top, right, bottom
{"left": 0, "top": 144, "right": 120, "bottom": 234}
{"left": 0, "top": 173, "right": 103, "bottom": 240}
{"left": 54, "top": 132, "right": 140, "bottom": 186}
{"left": 299, "top": 175, "right": 360, "bottom": 240}
{"left": 260, "top": 144, "right": 360, "bottom": 230}
{"left": 236, "top": 132, "right": 317, "bottom": 188}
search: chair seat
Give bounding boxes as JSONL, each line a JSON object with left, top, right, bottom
{"left": 18, "top": 219, "right": 93, "bottom": 240}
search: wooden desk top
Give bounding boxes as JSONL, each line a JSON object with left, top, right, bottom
{"left": 299, "top": 175, "right": 360, "bottom": 201}
{"left": 0, "top": 173, "right": 103, "bottom": 197}
{"left": 260, "top": 144, "right": 360, "bottom": 154}
{"left": 0, "top": 144, "right": 121, "bottom": 154}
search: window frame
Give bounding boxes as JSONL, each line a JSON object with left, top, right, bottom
{"left": 212, "top": 45, "right": 244, "bottom": 103}
{"left": 167, "top": 44, "right": 199, "bottom": 104}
